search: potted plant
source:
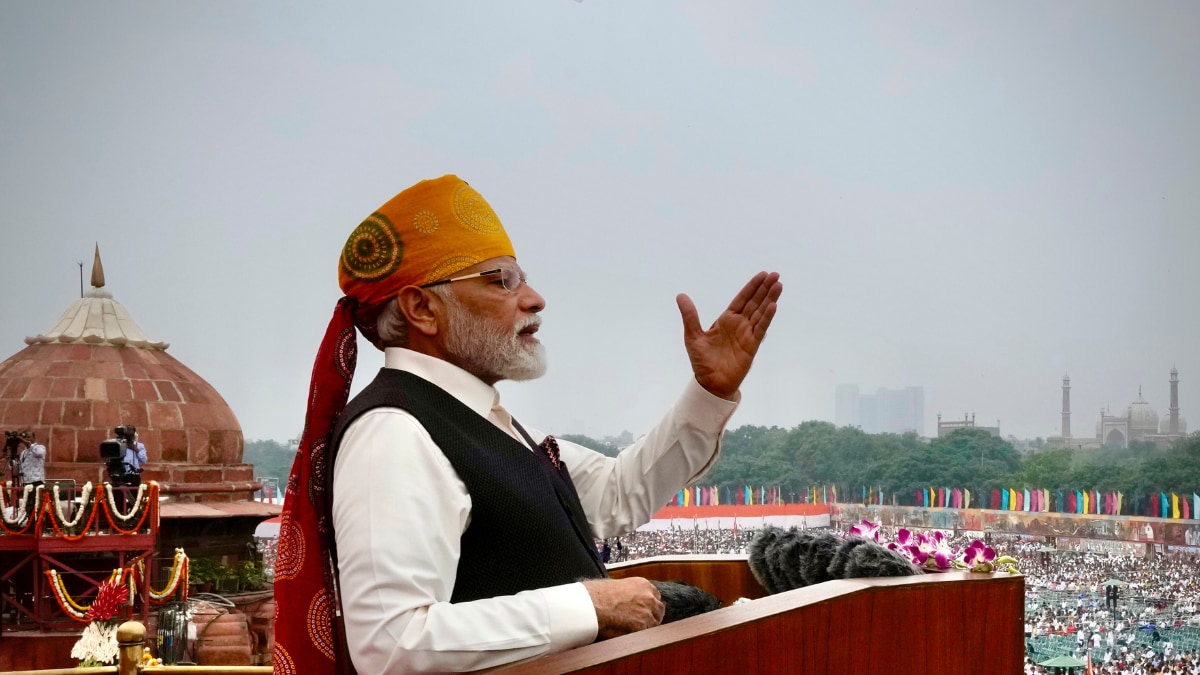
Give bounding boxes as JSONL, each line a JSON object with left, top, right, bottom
{"left": 235, "top": 560, "right": 265, "bottom": 592}
{"left": 213, "top": 562, "right": 238, "bottom": 594}
{"left": 188, "top": 558, "right": 221, "bottom": 594}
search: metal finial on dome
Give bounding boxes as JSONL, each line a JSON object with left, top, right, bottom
{"left": 90, "top": 243, "right": 105, "bottom": 288}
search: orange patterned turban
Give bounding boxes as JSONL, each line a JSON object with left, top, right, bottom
{"left": 339, "top": 174, "right": 515, "bottom": 310}
{"left": 275, "top": 175, "right": 515, "bottom": 675}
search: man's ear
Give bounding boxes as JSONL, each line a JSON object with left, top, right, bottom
{"left": 395, "top": 286, "right": 441, "bottom": 339}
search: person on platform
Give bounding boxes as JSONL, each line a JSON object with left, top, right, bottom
{"left": 273, "top": 175, "right": 782, "bottom": 674}
{"left": 16, "top": 430, "right": 45, "bottom": 489}
{"left": 122, "top": 430, "right": 149, "bottom": 477}
{"left": 114, "top": 429, "right": 149, "bottom": 511}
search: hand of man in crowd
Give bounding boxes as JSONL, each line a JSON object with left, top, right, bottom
{"left": 581, "top": 577, "right": 665, "bottom": 641}
{"left": 676, "top": 271, "right": 783, "bottom": 400}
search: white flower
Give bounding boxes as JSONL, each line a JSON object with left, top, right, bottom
{"left": 70, "top": 621, "right": 119, "bottom": 665}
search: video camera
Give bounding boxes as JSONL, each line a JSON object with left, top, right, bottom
{"left": 100, "top": 425, "right": 139, "bottom": 479}
{"left": 4, "top": 430, "right": 27, "bottom": 461}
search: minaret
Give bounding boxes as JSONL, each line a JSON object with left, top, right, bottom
{"left": 1061, "top": 374, "right": 1071, "bottom": 439}
{"left": 1170, "top": 366, "right": 1180, "bottom": 435}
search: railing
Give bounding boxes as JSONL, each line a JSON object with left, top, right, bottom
{"left": 4, "top": 621, "right": 272, "bottom": 674}
{"left": 0, "top": 482, "right": 158, "bottom": 540}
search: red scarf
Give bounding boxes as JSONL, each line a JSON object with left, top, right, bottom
{"left": 273, "top": 298, "right": 362, "bottom": 675}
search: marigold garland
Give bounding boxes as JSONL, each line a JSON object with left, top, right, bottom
{"left": 46, "top": 549, "right": 190, "bottom": 622}
{"left": 0, "top": 483, "right": 39, "bottom": 535}
{"left": 1, "top": 481, "right": 158, "bottom": 539}
{"left": 43, "top": 487, "right": 99, "bottom": 541}
{"left": 101, "top": 482, "right": 153, "bottom": 534}
{"left": 47, "top": 570, "right": 100, "bottom": 622}
{"left": 139, "top": 548, "right": 189, "bottom": 604}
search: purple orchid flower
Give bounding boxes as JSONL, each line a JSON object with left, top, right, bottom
{"left": 848, "top": 519, "right": 881, "bottom": 542}
{"left": 962, "top": 540, "right": 997, "bottom": 571}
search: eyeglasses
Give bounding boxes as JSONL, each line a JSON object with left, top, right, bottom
{"left": 421, "top": 267, "right": 526, "bottom": 292}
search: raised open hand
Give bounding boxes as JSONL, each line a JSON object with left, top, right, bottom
{"left": 676, "top": 271, "right": 782, "bottom": 400}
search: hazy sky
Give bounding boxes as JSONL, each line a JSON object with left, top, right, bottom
{"left": 2, "top": 2, "right": 1197, "bottom": 443}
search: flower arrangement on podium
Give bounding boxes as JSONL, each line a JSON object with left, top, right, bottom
{"left": 847, "top": 520, "right": 1019, "bottom": 574}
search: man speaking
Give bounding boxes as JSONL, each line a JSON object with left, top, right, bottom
{"left": 274, "top": 175, "right": 782, "bottom": 674}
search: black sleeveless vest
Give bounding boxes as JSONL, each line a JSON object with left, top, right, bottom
{"left": 330, "top": 368, "right": 607, "bottom": 603}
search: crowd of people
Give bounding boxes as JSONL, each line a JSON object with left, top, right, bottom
{"left": 1012, "top": 538, "right": 1200, "bottom": 674}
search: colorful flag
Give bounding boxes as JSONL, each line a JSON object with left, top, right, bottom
{"left": 963, "top": 488, "right": 971, "bottom": 509}
{"left": 1161, "top": 492, "right": 1169, "bottom": 519}
{"left": 1173, "top": 493, "right": 1180, "bottom": 519}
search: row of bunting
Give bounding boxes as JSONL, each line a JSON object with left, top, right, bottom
{"left": 915, "top": 487, "right": 1200, "bottom": 518}
{"left": 668, "top": 485, "right": 857, "bottom": 507}
{"left": 668, "top": 485, "right": 1200, "bottom": 519}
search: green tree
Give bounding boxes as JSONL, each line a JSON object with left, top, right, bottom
{"left": 922, "top": 429, "right": 1020, "bottom": 493}
{"left": 705, "top": 425, "right": 792, "bottom": 489}
{"left": 1017, "top": 448, "right": 1073, "bottom": 489}
{"left": 559, "top": 434, "right": 619, "bottom": 457}
{"left": 243, "top": 439, "right": 297, "bottom": 482}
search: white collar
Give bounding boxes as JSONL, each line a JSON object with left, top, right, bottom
{"left": 382, "top": 348, "right": 502, "bottom": 419}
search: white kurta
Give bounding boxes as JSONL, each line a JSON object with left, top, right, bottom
{"left": 333, "top": 348, "right": 737, "bottom": 673}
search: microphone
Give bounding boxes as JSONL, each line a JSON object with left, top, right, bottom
{"left": 649, "top": 580, "right": 723, "bottom": 623}
{"left": 748, "top": 526, "right": 920, "bottom": 594}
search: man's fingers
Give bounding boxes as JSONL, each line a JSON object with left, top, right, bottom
{"left": 725, "top": 271, "right": 768, "bottom": 315}
{"left": 752, "top": 301, "right": 779, "bottom": 340}
{"left": 676, "top": 293, "right": 701, "bottom": 338}
{"left": 743, "top": 273, "right": 782, "bottom": 317}
{"left": 748, "top": 279, "right": 784, "bottom": 329}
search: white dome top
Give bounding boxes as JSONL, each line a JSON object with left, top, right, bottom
{"left": 24, "top": 287, "right": 169, "bottom": 350}
{"left": 1128, "top": 390, "right": 1159, "bottom": 433}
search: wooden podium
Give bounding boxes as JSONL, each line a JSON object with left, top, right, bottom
{"left": 493, "top": 555, "right": 1024, "bottom": 674}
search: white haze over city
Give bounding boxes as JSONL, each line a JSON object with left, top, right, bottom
{"left": 1, "top": 2, "right": 1196, "bottom": 444}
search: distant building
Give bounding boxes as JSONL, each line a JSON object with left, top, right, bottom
{"left": 837, "top": 385, "right": 924, "bottom": 435}
{"left": 1048, "top": 368, "right": 1187, "bottom": 450}
{"left": 937, "top": 413, "right": 1000, "bottom": 438}
{"left": 835, "top": 384, "right": 859, "bottom": 427}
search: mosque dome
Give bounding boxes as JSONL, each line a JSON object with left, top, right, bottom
{"left": 0, "top": 247, "right": 253, "bottom": 501}
{"left": 1160, "top": 416, "right": 1188, "bottom": 435}
{"left": 1127, "top": 389, "right": 1159, "bottom": 435}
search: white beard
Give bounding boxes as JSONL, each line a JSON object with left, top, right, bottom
{"left": 441, "top": 292, "right": 547, "bottom": 383}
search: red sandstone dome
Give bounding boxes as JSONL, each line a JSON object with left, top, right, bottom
{"left": 0, "top": 249, "right": 254, "bottom": 500}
